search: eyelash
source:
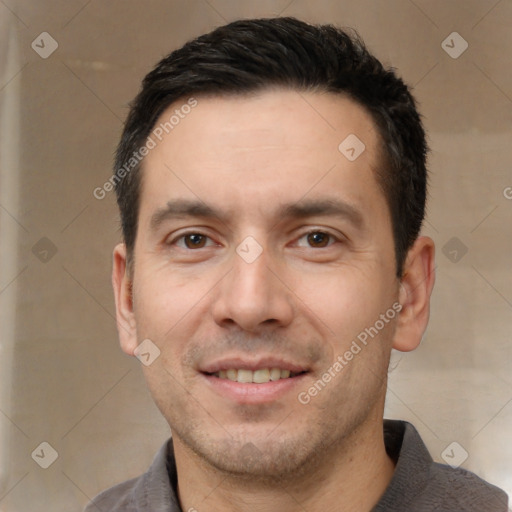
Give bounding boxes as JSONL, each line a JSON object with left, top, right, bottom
{"left": 168, "top": 229, "right": 341, "bottom": 249}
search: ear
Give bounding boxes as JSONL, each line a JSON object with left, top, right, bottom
{"left": 112, "top": 243, "right": 138, "bottom": 356}
{"left": 392, "top": 235, "right": 436, "bottom": 352}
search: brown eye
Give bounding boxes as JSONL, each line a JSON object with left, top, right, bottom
{"left": 184, "top": 234, "right": 207, "bottom": 249}
{"left": 306, "top": 232, "right": 331, "bottom": 248}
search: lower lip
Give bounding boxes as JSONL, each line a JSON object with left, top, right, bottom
{"left": 201, "top": 373, "right": 308, "bottom": 404}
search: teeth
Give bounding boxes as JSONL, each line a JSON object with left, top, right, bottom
{"left": 226, "top": 369, "right": 237, "bottom": 381}
{"left": 269, "top": 368, "right": 282, "bottom": 381}
{"left": 237, "top": 369, "right": 253, "bottom": 383}
{"left": 253, "top": 369, "right": 270, "bottom": 383}
{"left": 212, "top": 367, "right": 300, "bottom": 383}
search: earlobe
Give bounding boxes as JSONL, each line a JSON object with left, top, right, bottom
{"left": 392, "top": 236, "right": 436, "bottom": 352}
{"left": 112, "top": 243, "right": 138, "bottom": 356}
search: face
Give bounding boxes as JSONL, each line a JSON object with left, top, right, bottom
{"left": 116, "top": 89, "right": 405, "bottom": 481}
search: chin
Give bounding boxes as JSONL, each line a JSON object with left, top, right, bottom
{"left": 175, "top": 425, "right": 329, "bottom": 484}
{"left": 207, "top": 441, "right": 311, "bottom": 481}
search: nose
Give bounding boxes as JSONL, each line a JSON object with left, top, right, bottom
{"left": 211, "top": 245, "right": 294, "bottom": 333}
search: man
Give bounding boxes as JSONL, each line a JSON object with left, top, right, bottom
{"left": 86, "top": 17, "right": 508, "bottom": 512}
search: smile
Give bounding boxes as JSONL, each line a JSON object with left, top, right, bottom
{"left": 210, "top": 368, "right": 305, "bottom": 383}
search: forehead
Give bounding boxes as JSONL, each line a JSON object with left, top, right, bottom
{"left": 148, "top": 89, "right": 380, "bottom": 159}
{"left": 138, "top": 89, "right": 388, "bottom": 225}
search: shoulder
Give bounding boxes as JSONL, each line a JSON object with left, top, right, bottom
{"left": 84, "top": 476, "right": 141, "bottom": 512}
{"left": 378, "top": 420, "right": 508, "bottom": 511}
{"left": 423, "top": 462, "right": 509, "bottom": 511}
{"left": 83, "top": 438, "right": 178, "bottom": 512}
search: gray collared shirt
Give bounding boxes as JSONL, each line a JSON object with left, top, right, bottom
{"left": 84, "top": 420, "right": 508, "bottom": 511}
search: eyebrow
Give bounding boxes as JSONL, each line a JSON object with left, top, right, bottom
{"left": 150, "top": 199, "right": 224, "bottom": 231}
{"left": 276, "top": 198, "right": 365, "bottom": 230}
{"left": 149, "top": 197, "right": 365, "bottom": 232}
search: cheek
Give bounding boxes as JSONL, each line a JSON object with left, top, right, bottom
{"left": 294, "top": 263, "right": 387, "bottom": 344}
{"left": 132, "top": 266, "right": 207, "bottom": 347}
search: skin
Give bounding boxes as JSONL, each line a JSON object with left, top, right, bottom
{"left": 112, "top": 89, "right": 435, "bottom": 512}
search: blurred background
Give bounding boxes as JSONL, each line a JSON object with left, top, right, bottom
{"left": 0, "top": 1, "right": 511, "bottom": 510}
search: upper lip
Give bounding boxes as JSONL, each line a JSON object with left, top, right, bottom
{"left": 200, "top": 356, "right": 309, "bottom": 374}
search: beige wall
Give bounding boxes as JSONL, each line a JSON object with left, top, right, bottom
{"left": 0, "top": 1, "right": 511, "bottom": 510}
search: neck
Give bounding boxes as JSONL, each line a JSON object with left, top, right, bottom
{"left": 173, "top": 415, "right": 395, "bottom": 512}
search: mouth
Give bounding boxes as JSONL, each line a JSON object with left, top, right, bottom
{"left": 199, "top": 358, "right": 310, "bottom": 403}
{"left": 205, "top": 368, "right": 307, "bottom": 384}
